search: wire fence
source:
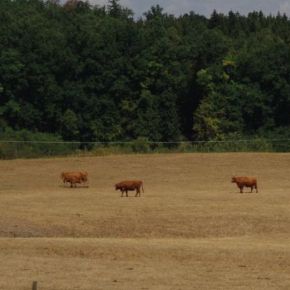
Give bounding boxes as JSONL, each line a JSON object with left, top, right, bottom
{"left": 1, "top": 138, "right": 290, "bottom": 159}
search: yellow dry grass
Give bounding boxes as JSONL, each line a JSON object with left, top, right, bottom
{"left": 0, "top": 153, "right": 290, "bottom": 289}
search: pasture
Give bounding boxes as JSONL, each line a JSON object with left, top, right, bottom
{"left": 0, "top": 153, "right": 290, "bottom": 289}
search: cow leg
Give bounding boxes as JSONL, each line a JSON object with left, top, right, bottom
{"left": 251, "top": 186, "right": 253, "bottom": 193}
{"left": 135, "top": 188, "right": 140, "bottom": 197}
{"left": 126, "top": 190, "right": 128, "bottom": 197}
{"left": 255, "top": 185, "right": 258, "bottom": 193}
{"left": 121, "top": 190, "right": 124, "bottom": 197}
{"left": 239, "top": 186, "right": 243, "bottom": 193}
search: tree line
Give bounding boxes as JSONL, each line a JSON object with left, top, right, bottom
{"left": 1, "top": 0, "right": 290, "bottom": 143}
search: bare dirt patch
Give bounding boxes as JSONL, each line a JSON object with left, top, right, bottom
{"left": 0, "top": 153, "right": 290, "bottom": 289}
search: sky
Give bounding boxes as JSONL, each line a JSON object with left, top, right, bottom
{"left": 83, "top": 0, "right": 290, "bottom": 18}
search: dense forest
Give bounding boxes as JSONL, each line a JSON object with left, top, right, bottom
{"left": 1, "top": 0, "right": 290, "bottom": 143}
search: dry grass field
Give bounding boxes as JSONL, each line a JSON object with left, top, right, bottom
{"left": 0, "top": 153, "right": 290, "bottom": 289}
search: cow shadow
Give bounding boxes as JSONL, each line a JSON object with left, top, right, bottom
{"left": 59, "top": 184, "right": 89, "bottom": 189}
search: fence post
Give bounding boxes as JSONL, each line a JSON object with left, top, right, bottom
{"left": 32, "top": 281, "right": 38, "bottom": 290}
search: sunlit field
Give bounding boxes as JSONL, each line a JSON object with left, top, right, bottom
{"left": 0, "top": 153, "right": 290, "bottom": 289}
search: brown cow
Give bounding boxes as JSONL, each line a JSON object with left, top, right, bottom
{"left": 61, "top": 171, "right": 88, "bottom": 188}
{"left": 231, "top": 176, "right": 258, "bottom": 193}
{"left": 115, "top": 180, "right": 144, "bottom": 197}
{"left": 61, "top": 171, "right": 88, "bottom": 183}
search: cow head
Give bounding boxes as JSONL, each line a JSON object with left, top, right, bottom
{"left": 80, "top": 172, "right": 88, "bottom": 182}
{"left": 231, "top": 176, "right": 237, "bottom": 183}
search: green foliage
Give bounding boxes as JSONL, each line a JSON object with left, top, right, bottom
{"left": 0, "top": 128, "right": 76, "bottom": 158}
{"left": 131, "top": 137, "right": 150, "bottom": 153}
{"left": 61, "top": 109, "right": 79, "bottom": 139}
{"left": 1, "top": 0, "right": 290, "bottom": 149}
{"left": 193, "top": 98, "right": 223, "bottom": 140}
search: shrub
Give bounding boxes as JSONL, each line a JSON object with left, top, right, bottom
{"left": 0, "top": 128, "right": 75, "bottom": 159}
{"left": 131, "top": 137, "right": 151, "bottom": 153}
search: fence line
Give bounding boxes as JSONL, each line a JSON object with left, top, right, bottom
{"left": 1, "top": 138, "right": 290, "bottom": 145}
{"left": 0, "top": 138, "right": 290, "bottom": 159}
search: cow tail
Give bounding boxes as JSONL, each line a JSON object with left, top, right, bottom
{"left": 142, "top": 182, "right": 144, "bottom": 193}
